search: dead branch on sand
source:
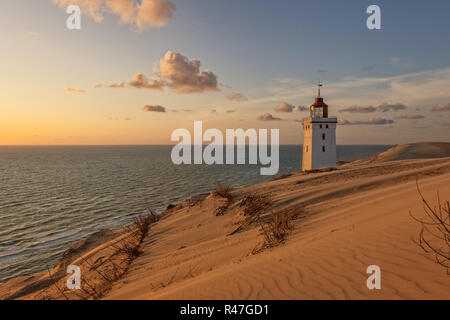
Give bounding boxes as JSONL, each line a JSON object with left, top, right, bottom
{"left": 410, "top": 180, "right": 450, "bottom": 274}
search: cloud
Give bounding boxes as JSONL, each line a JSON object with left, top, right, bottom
{"left": 339, "top": 103, "right": 406, "bottom": 113}
{"left": 434, "top": 121, "right": 450, "bottom": 127}
{"left": 297, "top": 105, "right": 308, "bottom": 111}
{"left": 339, "top": 105, "right": 377, "bottom": 113}
{"left": 389, "top": 56, "right": 413, "bottom": 68}
{"left": 155, "top": 51, "right": 219, "bottom": 94}
{"left": 394, "top": 114, "right": 425, "bottom": 119}
{"left": 210, "top": 109, "right": 235, "bottom": 114}
{"left": 227, "top": 92, "right": 247, "bottom": 101}
{"left": 257, "top": 113, "right": 283, "bottom": 121}
{"left": 142, "top": 105, "right": 166, "bottom": 112}
{"left": 136, "top": 0, "right": 176, "bottom": 29}
{"left": 65, "top": 86, "right": 85, "bottom": 94}
{"left": 275, "top": 102, "right": 295, "bottom": 112}
{"left": 26, "top": 31, "right": 39, "bottom": 37}
{"left": 183, "top": 109, "right": 192, "bottom": 112}
{"left": 361, "top": 65, "right": 375, "bottom": 73}
{"left": 339, "top": 117, "right": 395, "bottom": 125}
{"left": 53, "top": 0, "right": 176, "bottom": 31}
{"left": 110, "top": 51, "right": 219, "bottom": 94}
{"left": 128, "top": 72, "right": 165, "bottom": 91}
{"left": 108, "top": 82, "right": 125, "bottom": 88}
{"left": 389, "top": 57, "right": 401, "bottom": 64}
{"left": 124, "top": 117, "right": 131, "bottom": 120}
{"left": 93, "top": 84, "right": 102, "bottom": 88}
{"left": 377, "top": 102, "right": 407, "bottom": 112}
{"left": 432, "top": 103, "right": 450, "bottom": 112}
{"left": 251, "top": 67, "right": 450, "bottom": 114}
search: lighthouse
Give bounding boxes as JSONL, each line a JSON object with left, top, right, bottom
{"left": 301, "top": 82, "right": 337, "bottom": 171}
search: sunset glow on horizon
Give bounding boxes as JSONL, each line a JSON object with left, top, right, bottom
{"left": 1, "top": 1, "right": 450, "bottom": 145}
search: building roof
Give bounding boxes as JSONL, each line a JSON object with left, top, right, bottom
{"left": 310, "top": 97, "right": 328, "bottom": 109}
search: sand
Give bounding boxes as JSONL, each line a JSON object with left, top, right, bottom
{"left": 351, "top": 142, "right": 450, "bottom": 164}
{"left": 1, "top": 142, "right": 450, "bottom": 300}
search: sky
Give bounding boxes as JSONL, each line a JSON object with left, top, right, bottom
{"left": 0, "top": 0, "right": 449, "bottom": 145}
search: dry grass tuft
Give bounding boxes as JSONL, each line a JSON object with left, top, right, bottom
{"left": 304, "top": 167, "right": 337, "bottom": 174}
{"left": 215, "top": 182, "right": 233, "bottom": 200}
{"left": 272, "top": 173, "right": 293, "bottom": 181}
{"left": 133, "top": 208, "right": 159, "bottom": 242}
{"left": 115, "top": 208, "right": 159, "bottom": 262}
{"left": 261, "top": 210, "right": 295, "bottom": 245}
{"left": 252, "top": 208, "right": 301, "bottom": 254}
{"left": 111, "top": 238, "right": 142, "bottom": 263}
{"left": 35, "top": 208, "right": 160, "bottom": 300}
{"left": 240, "top": 194, "right": 273, "bottom": 217}
{"left": 214, "top": 182, "right": 234, "bottom": 216}
{"left": 214, "top": 203, "right": 230, "bottom": 216}
{"left": 227, "top": 193, "right": 273, "bottom": 235}
{"left": 410, "top": 181, "right": 450, "bottom": 274}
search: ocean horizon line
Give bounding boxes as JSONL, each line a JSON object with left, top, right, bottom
{"left": 0, "top": 143, "right": 395, "bottom": 147}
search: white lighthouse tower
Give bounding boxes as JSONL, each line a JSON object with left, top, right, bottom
{"left": 302, "top": 82, "right": 337, "bottom": 171}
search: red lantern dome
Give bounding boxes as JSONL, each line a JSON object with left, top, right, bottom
{"left": 310, "top": 82, "right": 328, "bottom": 118}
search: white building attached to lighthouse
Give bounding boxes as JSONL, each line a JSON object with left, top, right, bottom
{"left": 302, "top": 83, "right": 337, "bottom": 171}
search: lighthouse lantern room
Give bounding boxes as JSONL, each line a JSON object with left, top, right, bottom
{"left": 301, "top": 82, "right": 338, "bottom": 171}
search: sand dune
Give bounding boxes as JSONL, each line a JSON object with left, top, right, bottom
{"left": 352, "top": 142, "right": 450, "bottom": 165}
{"left": 2, "top": 153, "right": 450, "bottom": 300}
{"left": 103, "top": 157, "right": 450, "bottom": 300}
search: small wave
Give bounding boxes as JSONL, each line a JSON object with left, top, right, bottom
{"left": 0, "top": 246, "right": 25, "bottom": 267}
{"left": 28, "top": 228, "right": 85, "bottom": 249}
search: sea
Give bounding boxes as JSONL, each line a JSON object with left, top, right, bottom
{"left": 0, "top": 145, "right": 392, "bottom": 284}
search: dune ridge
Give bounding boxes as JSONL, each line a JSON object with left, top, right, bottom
{"left": 351, "top": 142, "right": 450, "bottom": 165}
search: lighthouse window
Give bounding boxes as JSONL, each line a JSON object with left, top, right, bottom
{"left": 306, "top": 145, "right": 308, "bottom": 152}
{"left": 326, "top": 124, "right": 329, "bottom": 128}
{"left": 322, "top": 146, "right": 325, "bottom": 152}
{"left": 319, "top": 124, "right": 322, "bottom": 128}
{"left": 322, "top": 133, "right": 325, "bottom": 140}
